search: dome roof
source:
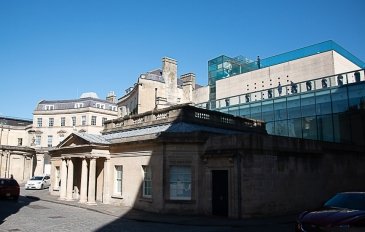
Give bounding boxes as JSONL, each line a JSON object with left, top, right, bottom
{"left": 80, "top": 92, "right": 99, "bottom": 99}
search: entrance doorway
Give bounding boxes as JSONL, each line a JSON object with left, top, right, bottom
{"left": 212, "top": 170, "right": 228, "bottom": 216}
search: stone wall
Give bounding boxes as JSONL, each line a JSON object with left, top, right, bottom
{"left": 204, "top": 133, "right": 365, "bottom": 218}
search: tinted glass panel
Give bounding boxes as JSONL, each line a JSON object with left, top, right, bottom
{"left": 348, "top": 83, "right": 365, "bottom": 111}
{"left": 250, "top": 102, "right": 262, "bottom": 120}
{"left": 316, "top": 90, "right": 332, "bottom": 115}
{"left": 301, "top": 93, "right": 316, "bottom": 117}
{"left": 317, "top": 114, "right": 334, "bottom": 142}
{"left": 331, "top": 88, "right": 348, "bottom": 113}
{"left": 239, "top": 105, "right": 250, "bottom": 118}
{"left": 274, "top": 98, "right": 287, "bottom": 120}
{"left": 275, "top": 120, "right": 288, "bottom": 136}
{"left": 333, "top": 113, "right": 352, "bottom": 143}
{"left": 228, "top": 106, "right": 239, "bottom": 116}
{"left": 288, "top": 118, "right": 302, "bottom": 138}
{"left": 262, "top": 100, "right": 274, "bottom": 122}
{"left": 287, "top": 96, "right": 301, "bottom": 119}
{"left": 302, "top": 116, "right": 317, "bottom": 140}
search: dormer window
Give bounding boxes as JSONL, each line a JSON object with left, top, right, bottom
{"left": 109, "top": 106, "right": 117, "bottom": 111}
{"left": 45, "top": 105, "right": 54, "bottom": 110}
{"left": 96, "top": 103, "right": 105, "bottom": 109}
{"left": 75, "top": 103, "right": 84, "bottom": 108}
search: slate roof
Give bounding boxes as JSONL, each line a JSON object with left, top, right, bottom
{"left": 0, "top": 116, "right": 32, "bottom": 127}
{"left": 36, "top": 97, "right": 117, "bottom": 111}
{"left": 74, "top": 132, "right": 111, "bottom": 144}
{"left": 102, "top": 122, "right": 241, "bottom": 141}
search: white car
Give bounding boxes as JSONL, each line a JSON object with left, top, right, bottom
{"left": 25, "top": 175, "right": 51, "bottom": 190}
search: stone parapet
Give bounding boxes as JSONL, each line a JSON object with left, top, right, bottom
{"left": 102, "top": 104, "right": 266, "bottom": 134}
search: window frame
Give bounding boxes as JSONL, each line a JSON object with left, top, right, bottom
{"left": 49, "top": 118, "right": 54, "bottom": 127}
{"left": 61, "top": 117, "right": 66, "bottom": 127}
{"left": 35, "top": 135, "right": 41, "bottom": 146}
{"left": 72, "top": 116, "right": 76, "bottom": 126}
{"left": 81, "top": 115, "right": 86, "bottom": 126}
{"left": 142, "top": 165, "right": 152, "bottom": 198}
{"left": 91, "top": 116, "right": 97, "bottom": 126}
{"left": 45, "top": 105, "right": 54, "bottom": 110}
{"left": 169, "top": 166, "right": 192, "bottom": 200}
{"left": 37, "top": 118, "right": 42, "bottom": 127}
{"left": 47, "top": 135, "right": 53, "bottom": 147}
{"left": 74, "top": 103, "right": 84, "bottom": 108}
{"left": 114, "top": 165, "right": 123, "bottom": 196}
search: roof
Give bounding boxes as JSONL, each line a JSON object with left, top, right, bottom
{"left": 0, "top": 116, "right": 32, "bottom": 127}
{"left": 103, "top": 122, "right": 242, "bottom": 141}
{"left": 73, "top": 132, "right": 111, "bottom": 144}
{"left": 36, "top": 97, "right": 117, "bottom": 111}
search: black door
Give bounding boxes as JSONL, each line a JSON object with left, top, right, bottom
{"left": 212, "top": 170, "right": 228, "bottom": 216}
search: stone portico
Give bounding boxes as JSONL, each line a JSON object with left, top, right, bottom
{"left": 51, "top": 135, "right": 112, "bottom": 205}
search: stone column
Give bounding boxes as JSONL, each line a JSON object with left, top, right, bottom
{"left": 87, "top": 157, "right": 97, "bottom": 205}
{"left": 59, "top": 158, "right": 68, "bottom": 200}
{"left": 79, "top": 158, "right": 88, "bottom": 203}
{"left": 102, "top": 158, "right": 111, "bottom": 204}
{"left": 66, "top": 158, "right": 74, "bottom": 201}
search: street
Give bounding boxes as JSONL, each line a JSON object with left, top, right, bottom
{"left": 0, "top": 188, "right": 294, "bottom": 232}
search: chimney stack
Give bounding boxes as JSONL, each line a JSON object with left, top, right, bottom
{"left": 106, "top": 91, "right": 116, "bottom": 103}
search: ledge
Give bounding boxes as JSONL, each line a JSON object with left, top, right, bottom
{"left": 111, "top": 194, "right": 123, "bottom": 199}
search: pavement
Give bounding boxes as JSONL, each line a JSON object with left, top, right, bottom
{"left": 21, "top": 187, "right": 297, "bottom": 228}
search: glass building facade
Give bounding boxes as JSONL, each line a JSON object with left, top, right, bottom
{"left": 201, "top": 40, "right": 365, "bottom": 144}
{"left": 197, "top": 69, "right": 365, "bottom": 144}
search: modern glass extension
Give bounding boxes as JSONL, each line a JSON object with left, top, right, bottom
{"left": 197, "top": 69, "right": 365, "bottom": 144}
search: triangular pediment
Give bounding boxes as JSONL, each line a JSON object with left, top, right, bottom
{"left": 57, "top": 133, "right": 91, "bottom": 148}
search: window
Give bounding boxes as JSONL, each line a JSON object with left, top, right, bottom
{"left": 18, "top": 138, "right": 23, "bottom": 146}
{"left": 82, "top": 116, "right": 86, "bottom": 126}
{"left": 35, "top": 135, "right": 41, "bottom": 146}
{"left": 49, "top": 118, "right": 54, "bottom": 127}
{"left": 47, "top": 135, "right": 53, "bottom": 147}
{"left": 37, "top": 118, "right": 42, "bottom": 127}
{"left": 102, "top": 117, "right": 107, "bottom": 124}
{"left": 114, "top": 166, "right": 123, "bottom": 195}
{"left": 109, "top": 106, "right": 117, "bottom": 111}
{"left": 45, "top": 105, "right": 54, "bottom": 110}
{"left": 61, "top": 117, "right": 65, "bottom": 127}
{"left": 91, "top": 116, "right": 97, "bottom": 125}
{"left": 72, "top": 116, "right": 76, "bottom": 126}
{"left": 142, "top": 166, "right": 152, "bottom": 198}
{"left": 75, "top": 103, "right": 84, "bottom": 108}
{"left": 169, "top": 166, "right": 191, "bottom": 200}
{"left": 96, "top": 103, "right": 105, "bottom": 109}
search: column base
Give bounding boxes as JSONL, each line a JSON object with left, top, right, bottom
{"left": 58, "top": 197, "right": 66, "bottom": 201}
{"left": 86, "top": 201, "right": 97, "bottom": 205}
{"left": 79, "top": 199, "right": 87, "bottom": 204}
{"left": 65, "top": 198, "right": 74, "bottom": 201}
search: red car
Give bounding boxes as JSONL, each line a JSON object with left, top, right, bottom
{"left": 296, "top": 192, "right": 365, "bottom": 231}
{"left": 0, "top": 178, "right": 20, "bottom": 201}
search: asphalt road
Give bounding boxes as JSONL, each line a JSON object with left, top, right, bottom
{"left": 0, "top": 189, "right": 294, "bottom": 232}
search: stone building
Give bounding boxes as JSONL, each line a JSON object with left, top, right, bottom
{"left": 48, "top": 105, "right": 365, "bottom": 218}
{"left": 0, "top": 116, "right": 36, "bottom": 182}
{"left": 32, "top": 92, "right": 119, "bottom": 175}
{"left": 118, "top": 57, "right": 198, "bottom": 116}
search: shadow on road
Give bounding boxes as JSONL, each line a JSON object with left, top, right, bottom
{"left": 0, "top": 195, "right": 40, "bottom": 225}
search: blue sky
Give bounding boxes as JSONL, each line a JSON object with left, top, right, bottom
{"left": 1, "top": 0, "right": 364, "bottom": 119}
